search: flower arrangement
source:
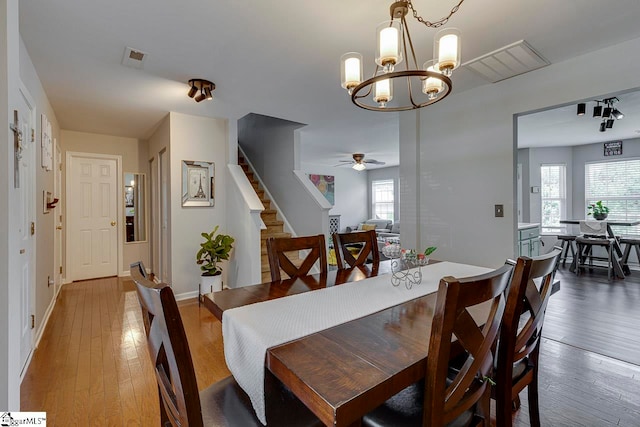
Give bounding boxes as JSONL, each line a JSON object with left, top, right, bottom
{"left": 382, "top": 243, "right": 437, "bottom": 266}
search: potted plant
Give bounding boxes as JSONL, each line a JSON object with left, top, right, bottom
{"left": 587, "top": 201, "right": 609, "bottom": 221}
{"left": 196, "top": 226, "right": 234, "bottom": 293}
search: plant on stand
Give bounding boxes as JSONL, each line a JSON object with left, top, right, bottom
{"left": 196, "top": 225, "right": 234, "bottom": 294}
{"left": 587, "top": 201, "right": 609, "bottom": 221}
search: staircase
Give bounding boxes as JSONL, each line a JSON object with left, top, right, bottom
{"left": 237, "top": 153, "right": 295, "bottom": 283}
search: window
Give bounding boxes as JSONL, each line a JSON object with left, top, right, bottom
{"left": 585, "top": 159, "right": 640, "bottom": 235}
{"left": 372, "top": 179, "right": 394, "bottom": 221}
{"left": 541, "top": 164, "right": 567, "bottom": 233}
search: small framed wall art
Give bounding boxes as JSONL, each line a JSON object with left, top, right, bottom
{"left": 181, "top": 160, "right": 215, "bottom": 207}
{"left": 604, "top": 141, "right": 622, "bottom": 156}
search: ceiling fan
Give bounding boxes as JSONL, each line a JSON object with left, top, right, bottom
{"left": 335, "top": 153, "right": 386, "bottom": 171}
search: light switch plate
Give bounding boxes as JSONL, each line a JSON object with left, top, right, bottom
{"left": 495, "top": 204, "right": 504, "bottom": 217}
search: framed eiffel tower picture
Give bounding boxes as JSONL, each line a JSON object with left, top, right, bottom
{"left": 182, "top": 160, "right": 215, "bottom": 207}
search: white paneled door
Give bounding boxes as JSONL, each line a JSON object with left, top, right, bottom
{"left": 69, "top": 154, "right": 119, "bottom": 281}
{"left": 17, "top": 83, "right": 36, "bottom": 373}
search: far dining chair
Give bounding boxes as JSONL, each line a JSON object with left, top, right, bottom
{"left": 494, "top": 248, "right": 562, "bottom": 427}
{"left": 332, "top": 230, "right": 379, "bottom": 269}
{"left": 266, "top": 234, "right": 328, "bottom": 282}
{"left": 130, "top": 264, "right": 321, "bottom": 427}
{"left": 362, "top": 264, "right": 514, "bottom": 427}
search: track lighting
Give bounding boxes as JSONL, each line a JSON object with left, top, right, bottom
{"left": 593, "top": 103, "right": 602, "bottom": 117}
{"left": 580, "top": 97, "right": 625, "bottom": 132}
{"left": 612, "top": 109, "right": 624, "bottom": 120}
{"left": 187, "top": 79, "right": 216, "bottom": 103}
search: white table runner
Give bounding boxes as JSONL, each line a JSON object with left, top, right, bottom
{"left": 222, "top": 261, "right": 491, "bottom": 425}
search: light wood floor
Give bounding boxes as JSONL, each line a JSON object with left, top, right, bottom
{"left": 21, "top": 267, "right": 640, "bottom": 426}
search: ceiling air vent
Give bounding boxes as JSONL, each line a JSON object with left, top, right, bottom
{"left": 462, "top": 40, "right": 549, "bottom": 83}
{"left": 121, "top": 46, "right": 148, "bottom": 69}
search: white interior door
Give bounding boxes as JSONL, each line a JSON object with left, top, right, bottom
{"left": 16, "top": 83, "right": 36, "bottom": 372}
{"left": 68, "top": 154, "right": 119, "bottom": 281}
{"left": 54, "top": 142, "right": 63, "bottom": 290}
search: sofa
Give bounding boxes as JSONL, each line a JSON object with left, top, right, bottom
{"left": 377, "top": 221, "right": 400, "bottom": 239}
{"left": 346, "top": 219, "right": 392, "bottom": 233}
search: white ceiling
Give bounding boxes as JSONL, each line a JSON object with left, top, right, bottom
{"left": 518, "top": 89, "right": 640, "bottom": 148}
{"left": 19, "top": 0, "right": 640, "bottom": 168}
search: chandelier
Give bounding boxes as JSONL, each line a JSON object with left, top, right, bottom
{"left": 340, "top": 0, "right": 464, "bottom": 112}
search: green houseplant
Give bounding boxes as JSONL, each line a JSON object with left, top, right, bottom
{"left": 587, "top": 201, "right": 609, "bottom": 220}
{"left": 196, "top": 226, "right": 234, "bottom": 293}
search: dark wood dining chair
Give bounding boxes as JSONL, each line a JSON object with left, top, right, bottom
{"left": 494, "top": 248, "right": 562, "bottom": 427}
{"left": 266, "top": 234, "right": 328, "bottom": 282}
{"left": 332, "top": 230, "right": 379, "bottom": 269}
{"left": 130, "top": 264, "right": 321, "bottom": 427}
{"left": 362, "top": 263, "right": 514, "bottom": 427}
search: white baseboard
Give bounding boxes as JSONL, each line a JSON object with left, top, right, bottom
{"left": 22, "top": 282, "right": 62, "bottom": 381}
{"left": 34, "top": 284, "right": 61, "bottom": 349}
{"left": 174, "top": 290, "right": 199, "bottom": 301}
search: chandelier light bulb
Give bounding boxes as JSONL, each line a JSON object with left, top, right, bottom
{"left": 376, "top": 20, "right": 403, "bottom": 73}
{"left": 434, "top": 28, "right": 461, "bottom": 76}
{"left": 422, "top": 60, "right": 444, "bottom": 100}
{"left": 373, "top": 77, "right": 392, "bottom": 108}
{"left": 341, "top": 52, "right": 363, "bottom": 94}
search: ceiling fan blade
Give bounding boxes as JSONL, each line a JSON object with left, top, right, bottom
{"left": 333, "top": 163, "right": 351, "bottom": 167}
{"left": 364, "top": 159, "right": 386, "bottom": 165}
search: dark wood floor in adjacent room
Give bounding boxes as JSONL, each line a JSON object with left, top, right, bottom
{"left": 21, "top": 266, "right": 640, "bottom": 426}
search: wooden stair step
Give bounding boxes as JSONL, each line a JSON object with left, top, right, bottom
{"left": 263, "top": 219, "right": 283, "bottom": 227}
{"left": 260, "top": 231, "right": 290, "bottom": 240}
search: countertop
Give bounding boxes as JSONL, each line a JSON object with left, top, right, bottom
{"left": 518, "top": 222, "right": 540, "bottom": 230}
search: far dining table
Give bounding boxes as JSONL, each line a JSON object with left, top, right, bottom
{"left": 203, "top": 260, "right": 498, "bottom": 426}
{"left": 560, "top": 219, "right": 640, "bottom": 275}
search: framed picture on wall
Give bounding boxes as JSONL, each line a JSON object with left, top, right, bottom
{"left": 181, "top": 160, "right": 215, "bottom": 207}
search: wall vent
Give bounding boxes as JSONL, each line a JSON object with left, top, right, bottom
{"left": 462, "top": 40, "right": 549, "bottom": 83}
{"left": 122, "top": 46, "right": 148, "bottom": 69}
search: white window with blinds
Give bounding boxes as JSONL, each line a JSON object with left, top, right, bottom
{"left": 585, "top": 159, "right": 640, "bottom": 235}
{"left": 541, "top": 164, "right": 566, "bottom": 233}
{"left": 372, "top": 179, "right": 394, "bottom": 221}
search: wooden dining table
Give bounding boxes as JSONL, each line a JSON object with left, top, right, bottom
{"left": 560, "top": 219, "right": 640, "bottom": 275}
{"left": 202, "top": 260, "right": 557, "bottom": 427}
{"left": 202, "top": 260, "right": 486, "bottom": 426}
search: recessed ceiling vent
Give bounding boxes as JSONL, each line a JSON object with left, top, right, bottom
{"left": 462, "top": 40, "right": 549, "bottom": 83}
{"left": 122, "top": 46, "right": 148, "bottom": 69}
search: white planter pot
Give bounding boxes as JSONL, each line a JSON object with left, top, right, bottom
{"left": 200, "top": 274, "right": 223, "bottom": 295}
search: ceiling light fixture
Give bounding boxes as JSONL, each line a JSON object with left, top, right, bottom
{"left": 593, "top": 102, "right": 602, "bottom": 117}
{"left": 580, "top": 97, "right": 624, "bottom": 132}
{"left": 340, "top": 0, "right": 464, "bottom": 111}
{"left": 187, "top": 79, "right": 215, "bottom": 103}
{"left": 352, "top": 162, "right": 367, "bottom": 171}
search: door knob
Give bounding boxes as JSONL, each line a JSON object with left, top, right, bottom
{"left": 111, "top": 221, "right": 116, "bottom": 226}
{"left": 56, "top": 226, "right": 62, "bottom": 230}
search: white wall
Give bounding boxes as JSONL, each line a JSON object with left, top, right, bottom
{"left": 239, "top": 114, "right": 327, "bottom": 238}
{"left": 169, "top": 112, "right": 228, "bottom": 297}
{"left": 400, "top": 36, "right": 640, "bottom": 268}
{"left": 19, "top": 36, "right": 61, "bottom": 345}
{"left": 301, "top": 162, "right": 368, "bottom": 231}
{"left": 1, "top": 0, "right": 22, "bottom": 409}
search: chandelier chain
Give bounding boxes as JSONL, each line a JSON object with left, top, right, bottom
{"left": 406, "top": 0, "right": 465, "bottom": 28}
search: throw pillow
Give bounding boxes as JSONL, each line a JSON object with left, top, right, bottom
{"left": 362, "top": 224, "right": 377, "bottom": 231}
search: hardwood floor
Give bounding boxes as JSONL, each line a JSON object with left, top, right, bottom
{"left": 21, "top": 267, "right": 640, "bottom": 426}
